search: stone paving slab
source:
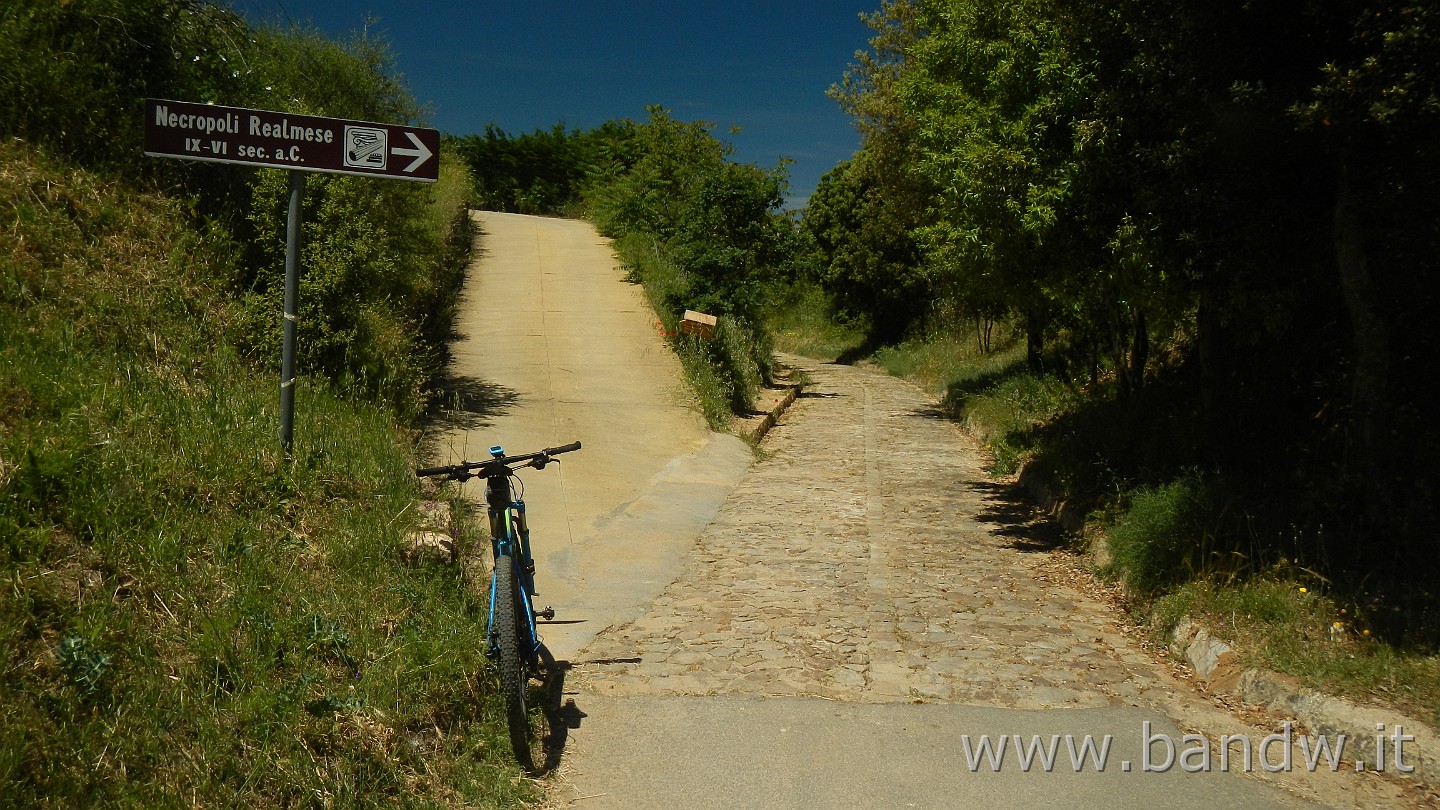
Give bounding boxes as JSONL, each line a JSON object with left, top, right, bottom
{"left": 573, "top": 358, "right": 1179, "bottom": 711}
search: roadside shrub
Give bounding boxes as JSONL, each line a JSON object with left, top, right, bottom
{"left": 0, "top": 0, "right": 258, "bottom": 173}
{"left": 1107, "top": 471, "right": 1218, "bottom": 595}
{"left": 235, "top": 167, "right": 454, "bottom": 417}
{"left": 455, "top": 123, "right": 601, "bottom": 214}
{"left": 582, "top": 108, "right": 793, "bottom": 425}
{"left": 1, "top": 1, "right": 468, "bottom": 417}
{"left": 937, "top": 366, "right": 1073, "bottom": 474}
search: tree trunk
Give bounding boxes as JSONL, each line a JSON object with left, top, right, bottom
{"left": 1111, "top": 308, "right": 1130, "bottom": 396}
{"left": 1026, "top": 311, "right": 1044, "bottom": 373}
{"left": 1196, "top": 284, "right": 1222, "bottom": 420}
{"left": 1333, "top": 162, "right": 1390, "bottom": 519}
{"left": 1089, "top": 330, "right": 1099, "bottom": 388}
{"left": 1130, "top": 309, "right": 1149, "bottom": 392}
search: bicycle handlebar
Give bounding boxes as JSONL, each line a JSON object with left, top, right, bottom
{"left": 416, "top": 441, "right": 582, "bottom": 480}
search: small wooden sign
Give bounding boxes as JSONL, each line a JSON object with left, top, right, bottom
{"left": 680, "top": 310, "right": 718, "bottom": 339}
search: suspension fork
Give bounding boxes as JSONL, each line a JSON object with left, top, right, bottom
{"left": 513, "top": 499, "right": 537, "bottom": 597}
{"left": 509, "top": 506, "right": 544, "bottom": 658}
{"left": 489, "top": 502, "right": 535, "bottom": 597}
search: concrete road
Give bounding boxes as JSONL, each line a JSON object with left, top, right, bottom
{"left": 562, "top": 696, "right": 1312, "bottom": 809}
{"left": 431, "top": 211, "right": 752, "bottom": 661}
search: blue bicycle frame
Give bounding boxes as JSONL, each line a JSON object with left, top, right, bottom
{"left": 485, "top": 485, "right": 541, "bottom": 662}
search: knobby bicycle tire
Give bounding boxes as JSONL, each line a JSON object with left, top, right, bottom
{"left": 494, "top": 554, "right": 554, "bottom": 774}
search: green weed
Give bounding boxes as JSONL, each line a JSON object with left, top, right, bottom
{"left": 873, "top": 330, "right": 1021, "bottom": 397}
{"left": 1155, "top": 579, "right": 1440, "bottom": 727}
{"left": 612, "top": 232, "right": 770, "bottom": 428}
{"left": 767, "top": 282, "right": 866, "bottom": 362}
{"left": 1105, "top": 471, "right": 1219, "bottom": 595}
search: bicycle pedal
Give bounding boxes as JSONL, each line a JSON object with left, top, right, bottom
{"left": 536, "top": 606, "right": 556, "bottom": 621}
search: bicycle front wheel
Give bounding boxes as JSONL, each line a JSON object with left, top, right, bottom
{"left": 494, "top": 554, "right": 555, "bottom": 774}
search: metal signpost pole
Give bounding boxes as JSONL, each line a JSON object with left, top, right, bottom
{"left": 143, "top": 99, "right": 438, "bottom": 456}
{"left": 279, "top": 170, "right": 305, "bottom": 457}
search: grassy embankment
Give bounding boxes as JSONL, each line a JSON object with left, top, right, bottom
{"left": 0, "top": 122, "right": 536, "bottom": 810}
{"left": 2, "top": 0, "right": 556, "bottom": 802}
{"left": 770, "top": 290, "right": 1440, "bottom": 728}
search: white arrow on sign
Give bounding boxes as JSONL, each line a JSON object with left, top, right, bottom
{"left": 391, "top": 131, "right": 433, "bottom": 173}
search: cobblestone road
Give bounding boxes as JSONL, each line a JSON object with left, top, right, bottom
{"left": 575, "top": 357, "right": 1180, "bottom": 710}
{"left": 558, "top": 356, "right": 1434, "bottom": 809}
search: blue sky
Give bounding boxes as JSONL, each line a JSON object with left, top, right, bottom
{"left": 228, "top": 1, "right": 876, "bottom": 206}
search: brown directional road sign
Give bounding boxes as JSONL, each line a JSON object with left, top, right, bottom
{"left": 144, "top": 99, "right": 439, "bottom": 183}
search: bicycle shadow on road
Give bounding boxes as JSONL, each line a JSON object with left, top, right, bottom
{"left": 538, "top": 654, "right": 649, "bottom": 774}
{"left": 971, "top": 480, "right": 1069, "bottom": 553}
{"left": 540, "top": 659, "right": 588, "bottom": 775}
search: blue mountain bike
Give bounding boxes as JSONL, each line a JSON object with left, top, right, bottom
{"left": 417, "top": 440, "right": 580, "bottom": 774}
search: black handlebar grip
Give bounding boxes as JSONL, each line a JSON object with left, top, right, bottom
{"left": 416, "top": 465, "right": 453, "bottom": 477}
{"left": 546, "top": 441, "right": 582, "bottom": 455}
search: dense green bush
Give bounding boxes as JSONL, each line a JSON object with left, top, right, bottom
{"left": 1106, "top": 473, "right": 1218, "bottom": 596}
{"left": 454, "top": 123, "right": 614, "bottom": 214}
{"left": 0, "top": 0, "right": 470, "bottom": 418}
{"left": 584, "top": 108, "right": 795, "bottom": 421}
{"left": 226, "top": 23, "right": 466, "bottom": 418}
{"left": 235, "top": 166, "right": 460, "bottom": 417}
{"left": 0, "top": 0, "right": 256, "bottom": 174}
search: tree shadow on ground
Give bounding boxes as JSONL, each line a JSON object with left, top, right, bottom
{"left": 423, "top": 373, "right": 521, "bottom": 432}
{"left": 971, "top": 480, "right": 1068, "bottom": 553}
{"left": 908, "top": 405, "right": 951, "bottom": 422}
{"left": 833, "top": 341, "right": 883, "bottom": 366}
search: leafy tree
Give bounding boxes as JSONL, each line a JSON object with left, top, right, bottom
{"left": 1295, "top": 1, "right": 1440, "bottom": 562}
{"left": 816, "top": 0, "right": 934, "bottom": 341}
{"left": 454, "top": 123, "right": 607, "bottom": 214}
{"left": 803, "top": 159, "right": 926, "bottom": 339}
{"left": 900, "top": 0, "right": 1105, "bottom": 369}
